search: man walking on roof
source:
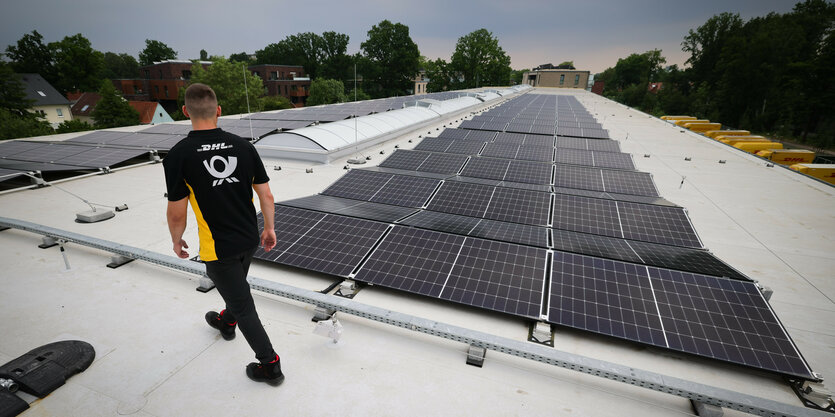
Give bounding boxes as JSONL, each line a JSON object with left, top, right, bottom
{"left": 163, "top": 83, "right": 284, "bottom": 386}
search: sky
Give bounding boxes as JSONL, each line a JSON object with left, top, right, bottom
{"left": 0, "top": 0, "right": 800, "bottom": 75}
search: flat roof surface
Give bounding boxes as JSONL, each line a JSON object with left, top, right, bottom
{"left": 0, "top": 88, "right": 832, "bottom": 416}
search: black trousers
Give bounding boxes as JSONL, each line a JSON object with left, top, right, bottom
{"left": 205, "top": 248, "right": 276, "bottom": 363}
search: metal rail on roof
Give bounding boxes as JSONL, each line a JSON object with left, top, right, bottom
{"left": 0, "top": 216, "right": 828, "bottom": 417}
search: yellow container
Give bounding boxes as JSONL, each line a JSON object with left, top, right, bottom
{"left": 733, "top": 142, "right": 783, "bottom": 154}
{"left": 718, "top": 136, "right": 769, "bottom": 145}
{"left": 790, "top": 164, "right": 835, "bottom": 184}
{"left": 684, "top": 122, "right": 721, "bottom": 132}
{"left": 661, "top": 115, "right": 696, "bottom": 121}
{"left": 705, "top": 130, "right": 750, "bottom": 139}
{"left": 756, "top": 149, "right": 816, "bottom": 165}
{"left": 675, "top": 119, "right": 709, "bottom": 126}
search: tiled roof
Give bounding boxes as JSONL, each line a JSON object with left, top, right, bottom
{"left": 17, "top": 73, "right": 69, "bottom": 106}
{"left": 70, "top": 92, "right": 102, "bottom": 117}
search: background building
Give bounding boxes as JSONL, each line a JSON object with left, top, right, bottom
{"left": 523, "top": 67, "right": 590, "bottom": 89}
{"left": 248, "top": 64, "right": 310, "bottom": 106}
{"left": 18, "top": 73, "right": 73, "bottom": 128}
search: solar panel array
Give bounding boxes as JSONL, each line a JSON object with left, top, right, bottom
{"left": 0, "top": 140, "right": 151, "bottom": 177}
{"left": 252, "top": 93, "right": 815, "bottom": 380}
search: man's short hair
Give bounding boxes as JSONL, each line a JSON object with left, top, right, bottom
{"left": 184, "top": 83, "right": 218, "bottom": 120}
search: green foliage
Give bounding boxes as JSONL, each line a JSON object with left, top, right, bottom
{"left": 345, "top": 88, "right": 370, "bottom": 102}
{"left": 139, "top": 39, "right": 177, "bottom": 66}
{"left": 55, "top": 118, "right": 93, "bottom": 133}
{"left": 200, "top": 49, "right": 208, "bottom": 60}
{"left": 50, "top": 34, "right": 105, "bottom": 94}
{"left": 257, "top": 31, "right": 351, "bottom": 82}
{"left": 307, "top": 78, "right": 346, "bottom": 106}
{"left": 92, "top": 80, "right": 140, "bottom": 128}
{"left": 189, "top": 57, "right": 264, "bottom": 115}
{"left": 450, "top": 29, "right": 512, "bottom": 88}
{"left": 360, "top": 20, "right": 420, "bottom": 98}
{"left": 0, "top": 108, "right": 53, "bottom": 140}
{"left": 425, "top": 58, "right": 455, "bottom": 92}
{"left": 0, "top": 61, "right": 34, "bottom": 116}
{"left": 510, "top": 68, "right": 529, "bottom": 85}
{"left": 259, "top": 95, "right": 292, "bottom": 111}
{"left": 228, "top": 52, "right": 251, "bottom": 63}
{"left": 5, "top": 30, "right": 56, "bottom": 86}
{"left": 102, "top": 52, "right": 139, "bottom": 79}
{"left": 558, "top": 61, "right": 574, "bottom": 68}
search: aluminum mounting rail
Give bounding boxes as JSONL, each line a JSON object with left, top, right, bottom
{"left": 0, "top": 216, "right": 827, "bottom": 417}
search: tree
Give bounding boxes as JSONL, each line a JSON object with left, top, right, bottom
{"left": 510, "top": 68, "right": 529, "bottom": 85}
{"left": 450, "top": 29, "right": 512, "bottom": 88}
{"left": 0, "top": 61, "right": 34, "bottom": 116}
{"left": 259, "top": 95, "right": 292, "bottom": 111}
{"left": 319, "top": 31, "right": 352, "bottom": 82}
{"left": 50, "top": 34, "right": 105, "bottom": 94}
{"left": 0, "top": 108, "right": 53, "bottom": 140}
{"left": 229, "top": 52, "right": 251, "bottom": 63}
{"left": 360, "top": 20, "right": 420, "bottom": 98}
{"left": 56, "top": 119, "right": 94, "bottom": 133}
{"left": 558, "top": 61, "right": 575, "bottom": 69}
{"left": 4, "top": 30, "right": 56, "bottom": 85}
{"left": 139, "top": 39, "right": 177, "bottom": 66}
{"left": 92, "top": 80, "right": 140, "bottom": 128}
{"left": 102, "top": 52, "right": 139, "bottom": 79}
{"left": 200, "top": 49, "right": 208, "bottom": 60}
{"left": 682, "top": 12, "right": 744, "bottom": 88}
{"left": 425, "top": 58, "right": 455, "bottom": 92}
{"left": 307, "top": 78, "right": 346, "bottom": 106}
{"left": 256, "top": 32, "right": 324, "bottom": 78}
{"left": 189, "top": 57, "right": 264, "bottom": 115}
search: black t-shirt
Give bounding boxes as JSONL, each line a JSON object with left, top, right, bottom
{"left": 163, "top": 128, "right": 269, "bottom": 261}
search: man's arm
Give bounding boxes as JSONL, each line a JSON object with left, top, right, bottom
{"left": 253, "top": 182, "right": 276, "bottom": 252}
{"left": 166, "top": 197, "right": 190, "bottom": 258}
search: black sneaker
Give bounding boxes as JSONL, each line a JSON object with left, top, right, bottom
{"left": 246, "top": 356, "right": 284, "bottom": 386}
{"left": 205, "top": 310, "right": 236, "bottom": 340}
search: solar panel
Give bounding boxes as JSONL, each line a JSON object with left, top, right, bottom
{"left": 418, "top": 153, "right": 469, "bottom": 174}
{"left": 400, "top": 210, "right": 482, "bottom": 235}
{"left": 551, "top": 228, "right": 642, "bottom": 262}
{"left": 445, "top": 140, "right": 485, "bottom": 155}
{"left": 494, "top": 132, "right": 526, "bottom": 145}
{"left": 552, "top": 194, "right": 622, "bottom": 237}
{"left": 592, "top": 152, "right": 635, "bottom": 170}
{"left": 618, "top": 202, "right": 702, "bottom": 248}
{"left": 54, "top": 147, "right": 150, "bottom": 168}
{"left": 437, "top": 128, "right": 470, "bottom": 140}
{"left": 549, "top": 252, "right": 667, "bottom": 346}
{"left": 529, "top": 125, "right": 556, "bottom": 136}
{"left": 414, "top": 137, "right": 452, "bottom": 153}
{"left": 460, "top": 157, "right": 511, "bottom": 181}
{"left": 505, "top": 123, "right": 533, "bottom": 134}
{"left": 554, "top": 148, "right": 594, "bottom": 167}
{"left": 334, "top": 201, "right": 418, "bottom": 223}
{"left": 555, "top": 137, "right": 588, "bottom": 150}
{"left": 587, "top": 140, "right": 621, "bottom": 152}
{"left": 521, "top": 134, "right": 555, "bottom": 147}
{"left": 463, "top": 130, "right": 498, "bottom": 142}
{"left": 279, "top": 194, "right": 365, "bottom": 213}
{"left": 65, "top": 131, "right": 137, "bottom": 144}
{"left": 481, "top": 121, "right": 509, "bottom": 131}
{"left": 626, "top": 241, "right": 749, "bottom": 281}
{"left": 553, "top": 164, "right": 605, "bottom": 192}
{"left": 503, "top": 160, "right": 552, "bottom": 184}
{"left": 440, "top": 238, "right": 546, "bottom": 318}
{"left": 484, "top": 187, "right": 550, "bottom": 226}
{"left": 426, "top": 181, "right": 494, "bottom": 218}
{"left": 254, "top": 206, "right": 327, "bottom": 261}
{"left": 355, "top": 226, "right": 465, "bottom": 296}
{"left": 601, "top": 170, "right": 658, "bottom": 197}
{"left": 481, "top": 143, "right": 519, "bottom": 159}
{"left": 322, "top": 169, "right": 392, "bottom": 200}
{"left": 362, "top": 166, "right": 452, "bottom": 180}
{"left": 5, "top": 143, "right": 89, "bottom": 163}
{"left": 379, "top": 150, "right": 431, "bottom": 171}
{"left": 275, "top": 215, "right": 389, "bottom": 276}
{"left": 469, "top": 218, "right": 548, "bottom": 248}
{"left": 648, "top": 268, "right": 813, "bottom": 378}
{"left": 458, "top": 120, "right": 483, "bottom": 130}
{"left": 0, "top": 168, "right": 25, "bottom": 181}
{"left": 371, "top": 175, "right": 440, "bottom": 207}
{"left": 514, "top": 146, "right": 554, "bottom": 162}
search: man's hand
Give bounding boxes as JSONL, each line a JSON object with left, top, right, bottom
{"left": 261, "top": 229, "right": 276, "bottom": 252}
{"left": 173, "top": 239, "right": 189, "bottom": 258}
